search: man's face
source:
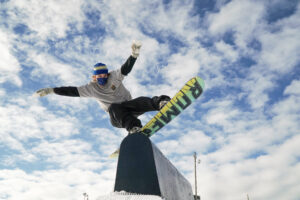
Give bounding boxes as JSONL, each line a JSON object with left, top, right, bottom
{"left": 92, "top": 73, "right": 108, "bottom": 85}
{"left": 94, "top": 74, "right": 108, "bottom": 79}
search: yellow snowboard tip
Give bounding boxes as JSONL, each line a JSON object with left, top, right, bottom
{"left": 109, "top": 149, "right": 120, "bottom": 158}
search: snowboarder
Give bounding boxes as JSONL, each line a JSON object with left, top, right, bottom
{"left": 34, "top": 41, "right": 171, "bottom": 134}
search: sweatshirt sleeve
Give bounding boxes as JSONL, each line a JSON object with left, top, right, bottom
{"left": 77, "top": 82, "right": 95, "bottom": 97}
{"left": 53, "top": 87, "right": 80, "bottom": 97}
{"left": 121, "top": 55, "right": 137, "bottom": 76}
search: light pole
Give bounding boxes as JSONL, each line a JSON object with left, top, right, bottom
{"left": 194, "top": 152, "right": 201, "bottom": 200}
{"left": 194, "top": 152, "right": 197, "bottom": 199}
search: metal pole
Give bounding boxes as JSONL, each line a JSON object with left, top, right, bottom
{"left": 194, "top": 152, "right": 197, "bottom": 200}
{"left": 198, "top": 159, "right": 201, "bottom": 199}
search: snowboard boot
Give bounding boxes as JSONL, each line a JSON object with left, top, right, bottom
{"left": 128, "top": 126, "right": 142, "bottom": 135}
{"left": 158, "top": 95, "right": 171, "bottom": 110}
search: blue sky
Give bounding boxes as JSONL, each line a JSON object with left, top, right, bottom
{"left": 0, "top": 0, "right": 300, "bottom": 199}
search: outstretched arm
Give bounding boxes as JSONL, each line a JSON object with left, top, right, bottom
{"left": 121, "top": 40, "right": 142, "bottom": 76}
{"left": 121, "top": 56, "right": 136, "bottom": 76}
{"left": 53, "top": 87, "right": 79, "bottom": 97}
{"left": 34, "top": 87, "right": 79, "bottom": 97}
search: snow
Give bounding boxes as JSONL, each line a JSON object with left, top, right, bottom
{"left": 96, "top": 191, "right": 164, "bottom": 200}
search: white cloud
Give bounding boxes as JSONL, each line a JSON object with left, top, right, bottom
{"left": 0, "top": 29, "right": 22, "bottom": 86}
{"left": 0, "top": 169, "right": 114, "bottom": 200}
{"left": 7, "top": 0, "right": 86, "bottom": 39}
{"left": 284, "top": 79, "right": 300, "bottom": 96}
{"left": 206, "top": 102, "right": 240, "bottom": 127}
{"left": 208, "top": 0, "right": 265, "bottom": 48}
{"left": 217, "top": 2, "right": 300, "bottom": 109}
{"left": 162, "top": 51, "right": 201, "bottom": 84}
{"left": 142, "top": 0, "right": 198, "bottom": 42}
{"left": 157, "top": 129, "right": 212, "bottom": 156}
{"left": 31, "top": 139, "right": 103, "bottom": 170}
{"left": 190, "top": 130, "right": 300, "bottom": 200}
{"left": 257, "top": 8, "right": 300, "bottom": 74}
{"left": 29, "top": 52, "right": 87, "bottom": 85}
{"left": 90, "top": 128, "right": 124, "bottom": 155}
{"left": 0, "top": 88, "right": 5, "bottom": 96}
{"left": 0, "top": 98, "right": 80, "bottom": 142}
{"left": 0, "top": 95, "right": 84, "bottom": 168}
{"left": 215, "top": 40, "right": 239, "bottom": 62}
{"left": 242, "top": 70, "right": 275, "bottom": 109}
{"left": 243, "top": 13, "right": 300, "bottom": 109}
{"left": 97, "top": 0, "right": 198, "bottom": 42}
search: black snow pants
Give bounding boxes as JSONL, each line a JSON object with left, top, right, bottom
{"left": 108, "top": 96, "right": 166, "bottom": 131}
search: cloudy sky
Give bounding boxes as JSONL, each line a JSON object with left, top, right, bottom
{"left": 0, "top": 0, "right": 300, "bottom": 199}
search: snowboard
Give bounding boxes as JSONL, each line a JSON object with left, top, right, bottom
{"left": 109, "top": 76, "right": 205, "bottom": 158}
